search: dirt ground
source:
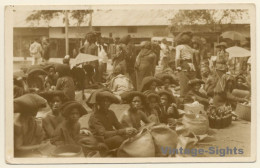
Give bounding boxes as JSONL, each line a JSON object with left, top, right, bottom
{"left": 14, "top": 59, "right": 252, "bottom": 158}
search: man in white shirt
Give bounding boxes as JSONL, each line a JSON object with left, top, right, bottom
{"left": 29, "top": 38, "right": 43, "bottom": 65}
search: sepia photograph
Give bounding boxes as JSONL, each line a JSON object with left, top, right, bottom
{"left": 4, "top": 3, "right": 256, "bottom": 164}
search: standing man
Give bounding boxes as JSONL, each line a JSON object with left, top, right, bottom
{"left": 29, "top": 38, "right": 43, "bottom": 65}
{"left": 41, "top": 38, "right": 50, "bottom": 63}
{"left": 159, "top": 39, "right": 170, "bottom": 71}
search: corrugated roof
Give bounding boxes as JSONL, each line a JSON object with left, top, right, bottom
{"left": 13, "top": 9, "right": 249, "bottom": 28}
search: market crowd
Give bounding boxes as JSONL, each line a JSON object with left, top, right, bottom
{"left": 13, "top": 31, "right": 251, "bottom": 157}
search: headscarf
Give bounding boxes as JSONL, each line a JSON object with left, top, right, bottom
{"left": 60, "top": 101, "right": 88, "bottom": 118}
{"left": 120, "top": 91, "right": 146, "bottom": 104}
{"left": 119, "top": 35, "right": 131, "bottom": 45}
{"left": 139, "top": 76, "right": 162, "bottom": 92}
{"left": 14, "top": 93, "right": 47, "bottom": 115}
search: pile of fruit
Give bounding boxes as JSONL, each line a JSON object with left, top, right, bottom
{"left": 207, "top": 105, "right": 232, "bottom": 129}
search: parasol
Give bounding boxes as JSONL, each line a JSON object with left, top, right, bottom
{"left": 226, "top": 46, "right": 251, "bottom": 58}
{"left": 72, "top": 53, "right": 99, "bottom": 67}
{"left": 220, "top": 31, "right": 247, "bottom": 41}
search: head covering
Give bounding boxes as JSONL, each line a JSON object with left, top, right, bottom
{"left": 139, "top": 76, "right": 163, "bottom": 92}
{"left": 55, "top": 64, "right": 71, "bottom": 77}
{"left": 216, "top": 42, "right": 227, "bottom": 48}
{"left": 85, "top": 31, "right": 97, "bottom": 43}
{"left": 60, "top": 101, "right": 88, "bottom": 118}
{"left": 96, "top": 91, "right": 120, "bottom": 104}
{"left": 140, "top": 41, "right": 152, "bottom": 50}
{"left": 119, "top": 35, "right": 131, "bottom": 45}
{"left": 176, "top": 31, "right": 193, "bottom": 45}
{"left": 27, "top": 68, "right": 47, "bottom": 77}
{"left": 14, "top": 94, "right": 47, "bottom": 114}
{"left": 236, "top": 74, "right": 246, "bottom": 83}
{"left": 156, "top": 74, "right": 177, "bottom": 85}
{"left": 188, "top": 78, "right": 205, "bottom": 86}
{"left": 120, "top": 91, "right": 146, "bottom": 104}
{"left": 86, "top": 88, "right": 111, "bottom": 108}
{"left": 157, "top": 90, "right": 175, "bottom": 103}
{"left": 38, "top": 90, "right": 69, "bottom": 103}
{"left": 144, "top": 92, "right": 160, "bottom": 102}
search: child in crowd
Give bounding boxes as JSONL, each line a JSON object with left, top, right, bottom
{"left": 120, "top": 91, "right": 151, "bottom": 129}
{"left": 158, "top": 90, "right": 179, "bottom": 124}
{"left": 40, "top": 91, "right": 68, "bottom": 139}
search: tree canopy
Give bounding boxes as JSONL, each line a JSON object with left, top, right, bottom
{"left": 170, "top": 9, "right": 249, "bottom": 33}
{"left": 26, "top": 10, "right": 93, "bottom": 26}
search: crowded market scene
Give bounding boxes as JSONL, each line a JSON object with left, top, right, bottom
{"left": 12, "top": 7, "right": 252, "bottom": 158}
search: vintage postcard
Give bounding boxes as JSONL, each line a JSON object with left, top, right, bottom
{"left": 5, "top": 3, "right": 256, "bottom": 164}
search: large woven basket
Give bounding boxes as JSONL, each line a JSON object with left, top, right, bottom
{"left": 235, "top": 103, "right": 251, "bottom": 121}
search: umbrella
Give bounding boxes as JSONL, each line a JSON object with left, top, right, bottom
{"left": 72, "top": 53, "right": 99, "bottom": 67}
{"left": 220, "top": 31, "right": 247, "bottom": 41}
{"left": 226, "top": 46, "right": 251, "bottom": 58}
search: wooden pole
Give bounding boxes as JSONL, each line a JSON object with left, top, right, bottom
{"left": 89, "top": 10, "right": 93, "bottom": 31}
{"left": 65, "top": 10, "right": 69, "bottom": 55}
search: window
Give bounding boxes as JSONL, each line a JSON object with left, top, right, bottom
{"left": 61, "top": 27, "right": 65, "bottom": 34}
{"left": 128, "top": 27, "right": 137, "bottom": 33}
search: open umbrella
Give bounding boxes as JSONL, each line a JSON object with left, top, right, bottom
{"left": 220, "top": 31, "right": 247, "bottom": 41}
{"left": 226, "top": 46, "right": 251, "bottom": 58}
{"left": 71, "top": 53, "right": 99, "bottom": 67}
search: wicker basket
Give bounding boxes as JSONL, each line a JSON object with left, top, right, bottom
{"left": 235, "top": 103, "right": 251, "bottom": 121}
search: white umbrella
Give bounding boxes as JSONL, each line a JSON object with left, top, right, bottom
{"left": 71, "top": 53, "right": 99, "bottom": 67}
{"left": 226, "top": 46, "right": 251, "bottom": 58}
{"left": 221, "top": 31, "right": 247, "bottom": 41}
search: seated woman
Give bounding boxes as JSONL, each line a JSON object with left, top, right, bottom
{"left": 143, "top": 92, "right": 161, "bottom": 123}
{"left": 106, "top": 66, "right": 134, "bottom": 96}
{"left": 158, "top": 90, "right": 180, "bottom": 124}
{"left": 44, "top": 66, "right": 59, "bottom": 91}
{"left": 51, "top": 101, "right": 89, "bottom": 146}
{"left": 184, "top": 79, "right": 209, "bottom": 109}
{"left": 235, "top": 74, "right": 250, "bottom": 91}
{"left": 39, "top": 91, "right": 69, "bottom": 139}
{"left": 55, "top": 64, "right": 75, "bottom": 100}
{"left": 213, "top": 74, "right": 248, "bottom": 109}
{"left": 156, "top": 74, "right": 178, "bottom": 94}
{"left": 139, "top": 76, "right": 162, "bottom": 94}
{"left": 88, "top": 91, "right": 136, "bottom": 150}
{"left": 120, "top": 91, "right": 151, "bottom": 129}
{"left": 14, "top": 94, "right": 48, "bottom": 157}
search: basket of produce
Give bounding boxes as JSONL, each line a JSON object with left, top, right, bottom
{"left": 235, "top": 102, "right": 251, "bottom": 121}
{"left": 207, "top": 105, "right": 232, "bottom": 129}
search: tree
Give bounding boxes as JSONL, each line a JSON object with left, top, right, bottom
{"left": 170, "top": 9, "right": 249, "bottom": 34}
{"left": 26, "top": 10, "right": 93, "bottom": 26}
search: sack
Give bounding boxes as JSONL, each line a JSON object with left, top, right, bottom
{"left": 182, "top": 113, "right": 209, "bottom": 135}
{"left": 52, "top": 144, "right": 84, "bottom": 157}
{"left": 150, "top": 124, "right": 178, "bottom": 156}
{"left": 184, "top": 102, "right": 204, "bottom": 114}
{"left": 235, "top": 103, "right": 251, "bottom": 121}
{"left": 117, "top": 129, "right": 155, "bottom": 157}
